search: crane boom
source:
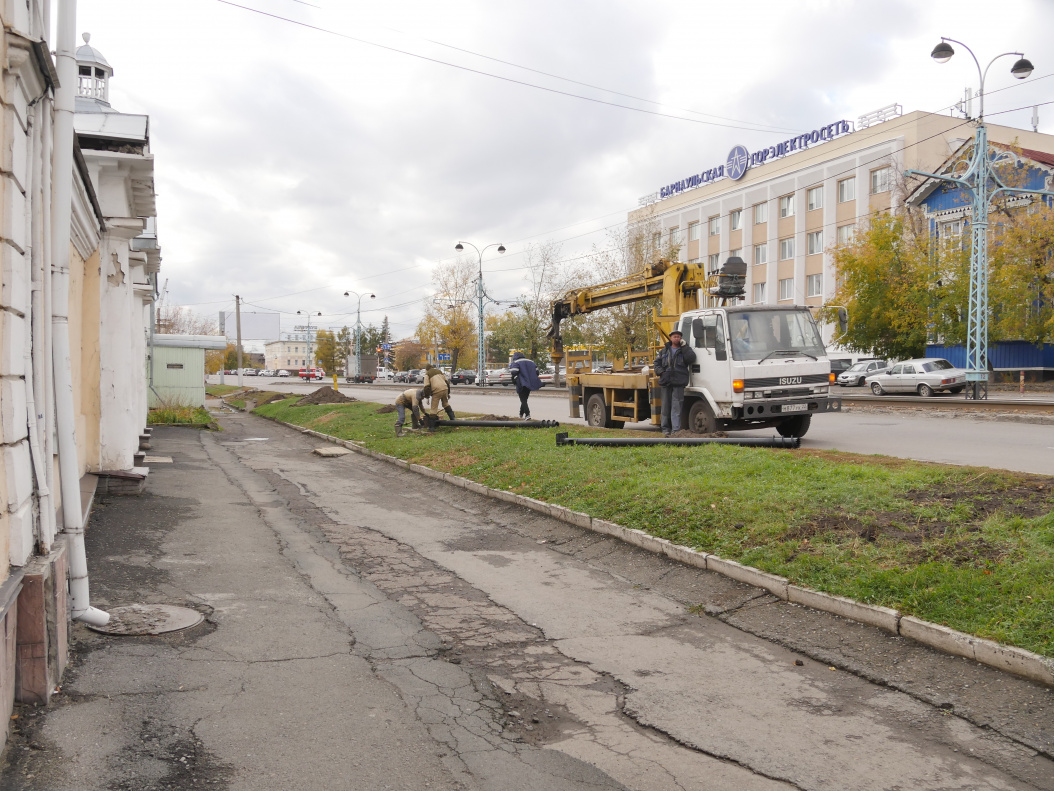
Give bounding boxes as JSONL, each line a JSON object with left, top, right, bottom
{"left": 547, "top": 258, "right": 745, "bottom": 379}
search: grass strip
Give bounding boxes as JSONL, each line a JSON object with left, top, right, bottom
{"left": 253, "top": 397, "right": 1054, "bottom": 657}
{"left": 206, "top": 385, "right": 241, "bottom": 396}
{"left": 148, "top": 405, "right": 212, "bottom": 425}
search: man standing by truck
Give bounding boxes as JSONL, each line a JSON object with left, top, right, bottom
{"left": 654, "top": 329, "right": 696, "bottom": 436}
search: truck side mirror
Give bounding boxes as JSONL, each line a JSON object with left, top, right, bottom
{"left": 837, "top": 307, "right": 848, "bottom": 335}
{"left": 691, "top": 318, "right": 705, "bottom": 347}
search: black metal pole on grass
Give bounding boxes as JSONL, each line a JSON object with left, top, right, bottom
{"left": 554, "top": 433, "right": 800, "bottom": 449}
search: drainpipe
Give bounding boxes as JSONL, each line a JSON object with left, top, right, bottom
{"left": 41, "top": 57, "right": 56, "bottom": 550}
{"left": 51, "top": 0, "right": 108, "bottom": 626}
{"left": 27, "top": 95, "right": 54, "bottom": 552}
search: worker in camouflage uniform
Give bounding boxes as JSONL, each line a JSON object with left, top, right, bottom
{"left": 394, "top": 386, "right": 430, "bottom": 437}
{"left": 423, "top": 365, "right": 455, "bottom": 426}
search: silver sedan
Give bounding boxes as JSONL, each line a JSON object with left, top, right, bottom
{"left": 866, "top": 358, "right": 967, "bottom": 397}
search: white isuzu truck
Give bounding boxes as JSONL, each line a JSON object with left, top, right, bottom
{"left": 548, "top": 258, "right": 841, "bottom": 438}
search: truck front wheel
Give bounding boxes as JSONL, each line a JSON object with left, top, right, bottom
{"left": 776, "top": 415, "right": 811, "bottom": 438}
{"left": 585, "top": 393, "right": 614, "bottom": 429}
{"left": 686, "top": 400, "right": 718, "bottom": 434}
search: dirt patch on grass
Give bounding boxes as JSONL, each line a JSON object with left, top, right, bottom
{"left": 415, "top": 450, "right": 480, "bottom": 473}
{"left": 295, "top": 387, "right": 357, "bottom": 407}
{"left": 478, "top": 414, "right": 519, "bottom": 421}
{"left": 789, "top": 477, "right": 1053, "bottom": 566}
{"left": 376, "top": 404, "right": 397, "bottom": 414}
{"left": 257, "top": 392, "right": 290, "bottom": 406}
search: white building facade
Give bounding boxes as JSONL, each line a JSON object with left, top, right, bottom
{"left": 630, "top": 110, "right": 1054, "bottom": 346}
{"left": 0, "top": 1, "right": 163, "bottom": 735}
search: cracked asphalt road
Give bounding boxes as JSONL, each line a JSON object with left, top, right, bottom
{"left": 3, "top": 410, "right": 1052, "bottom": 790}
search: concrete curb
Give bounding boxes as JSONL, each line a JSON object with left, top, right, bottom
{"left": 268, "top": 417, "right": 1054, "bottom": 688}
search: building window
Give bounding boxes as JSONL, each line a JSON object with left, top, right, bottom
{"left": 807, "top": 230, "right": 823, "bottom": 255}
{"left": 729, "top": 248, "right": 742, "bottom": 260}
{"left": 669, "top": 226, "right": 680, "bottom": 244}
{"left": 779, "top": 238, "right": 795, "bottom": 260}
{"left": 753, "top": 243, "right": 767, "bottom": 265}
{"left": 652, "top": 232, "right": 661, "bottom": 247}
{"left": 807, "top": 186, "right": 823, "bottom": 211}
{"left": 708, "top": 253, "right": 720, "bottom": 271}
{"left": 806, "top": 273, "right": 823, "bottom": 297}
{"left": 688, "top": 221, "right": 700, "bottom": 241}
{"left": 836, "top": 224, "right": 855, "bottom": 245}
{"left": 730, "top": 210, "right": 742, "bottom": 231}
{"left": 870, "top": 167, "right": 891, "bottom": 194}
{"left": 709, "top": 216, "right": 720, "bottom": 236}
{"left": 78, "top": 65, "right": 108, "bottom": 101}
{"left": 754, "top": 203, "right": 768, "bottom": 224}
{"left": 779, "top": 195, "right": 794, "bottom": 218}
{"left": 753, "top": 282, "right": 766, "bottom": 303}
{"left": 838, "top": 177, "right": 856, "bottom": 203}
{"left": 778, "top": 278, "right": 794, "bottom": 301}
{"left": 689, "top": 258, "right": 701, "bottom": 264}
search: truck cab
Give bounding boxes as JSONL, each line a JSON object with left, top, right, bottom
{"left": 678, "top": 305, "right": 840, "bottom": 436}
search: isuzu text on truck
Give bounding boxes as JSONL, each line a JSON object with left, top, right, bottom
{"left": 546, "top": 257, "right": 841, "bottom": 438}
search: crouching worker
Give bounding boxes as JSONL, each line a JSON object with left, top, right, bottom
{"left": 394, "top": 386, "right": 430, "bottom": 437}
{"left": 424, "top": 365, "right": 455, "bottom": 424}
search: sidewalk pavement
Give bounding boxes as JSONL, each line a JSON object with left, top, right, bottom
{"left": 0, "top": 425, "right": 525, "bottom": 791}
{"left": 2, "top": 413, "right": 1052, "bottom": 791}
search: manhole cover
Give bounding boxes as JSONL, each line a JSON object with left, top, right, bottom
{"left": 87, "top": 604, "right": 204, "bottom": 635}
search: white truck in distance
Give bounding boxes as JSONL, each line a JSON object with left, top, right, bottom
{"left": 548, "top": 258, "right": 841, "bottom": 438}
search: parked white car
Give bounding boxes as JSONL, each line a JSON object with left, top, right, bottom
{"left": 276, "top": 369, "right": 292, "bottom": 377}
{"left": 836, "top": 359, "right": 888, "bottom": 387}
{"left": 865, "top": 358, "right": 967, "bottom": 396}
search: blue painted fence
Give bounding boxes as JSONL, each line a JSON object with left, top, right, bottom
{"left": 926, "top": 341, "right": 1054, "bottom": 370}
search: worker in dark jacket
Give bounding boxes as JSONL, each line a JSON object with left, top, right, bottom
{"left": 509, "top": 352, "right": 541, "bottom": 419}
{"left": 654, "top": 329, "right": 697, "bottom": 436}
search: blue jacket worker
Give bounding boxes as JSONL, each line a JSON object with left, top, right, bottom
{"left": 509, "top": 352, "right": 542, "bottom": 419}
{"left": 653, "top": 330, "right": 697, "bottom": 436}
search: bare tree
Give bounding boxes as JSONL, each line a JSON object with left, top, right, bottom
{"left": 420, "top": 256, "right": 479, "bottom": 371}
{"left": 156, "top": 297, "right": 219, "bottom": 336}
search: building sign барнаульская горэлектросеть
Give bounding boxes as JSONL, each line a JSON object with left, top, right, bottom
{"left": 638, "top": 119, "right": 854, "bottom": 207}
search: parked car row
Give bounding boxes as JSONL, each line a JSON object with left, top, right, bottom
{"left": 829, "top": 356, "right": 967, "bottom": 396}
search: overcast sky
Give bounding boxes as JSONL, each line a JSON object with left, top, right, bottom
{"left": 77, "top": 0, "right": 1054, "bottom": 347}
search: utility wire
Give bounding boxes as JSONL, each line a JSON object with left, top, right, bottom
{"left": 214, "top": 0, "right": 812, "bottom": 133}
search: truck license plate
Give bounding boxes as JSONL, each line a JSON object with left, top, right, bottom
{"left": 782, "top": 403, "right": 808, "bottom": 413}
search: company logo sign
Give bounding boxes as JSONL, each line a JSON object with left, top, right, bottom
{"left": 639, "top": 118, "right": 853, "bottom": 206}
{"left": 779, "top": 376, "right": 803, "bottom": 385}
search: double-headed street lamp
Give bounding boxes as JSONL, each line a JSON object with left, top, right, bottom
{"left": 455, "top": 241, "right": 505, "bottom": 386}
{"left": 343, "top": 290, "right": 376, "bottom": 377}
{"left": 906, "top": 39, "right": 1044, "bottom": 399}
{"left": 295, "top": 310, "right": 321, "bottom": 369}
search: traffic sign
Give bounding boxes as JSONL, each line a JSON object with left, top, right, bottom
{"left": 438, "top": 353, "right": 451, "bottom": 361}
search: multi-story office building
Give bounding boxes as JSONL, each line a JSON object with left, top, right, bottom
{"left": 629, "top": 108, "right": 1054, "bottom": 345}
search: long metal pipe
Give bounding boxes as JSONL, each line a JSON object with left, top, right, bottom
{"left": 555, "top": 432, "right": 800, "bottom": 449}
{"left": 52, "top": 0, "right": 108, "bottom": 626}
{"left": 435, "top": 418, "right": 560, "bottom": 428}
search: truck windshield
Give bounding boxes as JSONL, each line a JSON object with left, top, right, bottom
{"left": 726, "top": 310, "right": 826, "bottom": 361}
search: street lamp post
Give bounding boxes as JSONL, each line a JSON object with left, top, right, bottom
{"left": 344, "top": 290, "right": 376, "bottom": 378}
{"left": 455, "top": 241, "right": 505, "bottom": 386}
{"left": 295, "top": 310, "right": 321, "bottom": 370}
{"left": 906, "top": 39, "right": 1044, "bottom": 399}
